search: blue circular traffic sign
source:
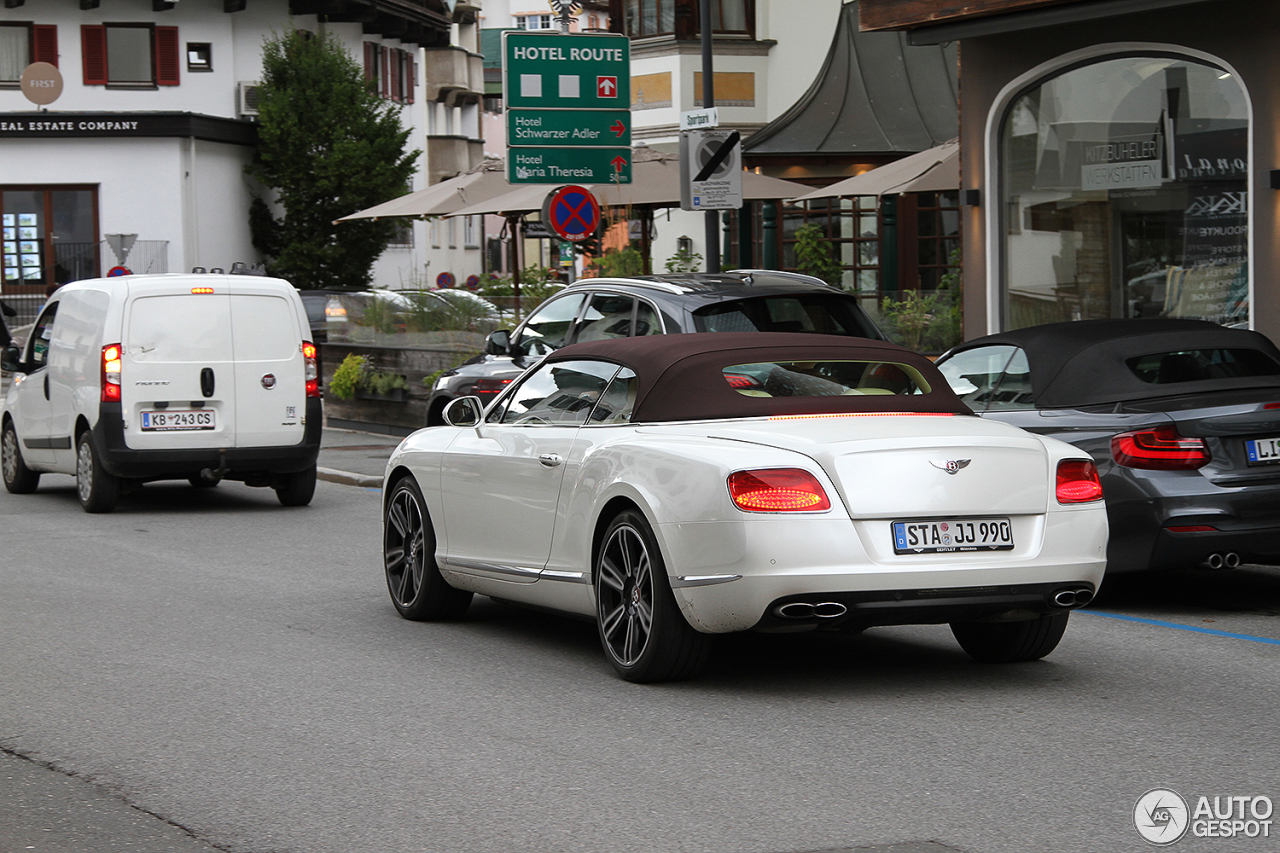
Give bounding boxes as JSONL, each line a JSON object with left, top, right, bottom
{"left": 436, "top": 272, "right": 455, "bottom": 288}
{"left": 542, "top": 185, "right": 600, "bottom": 242}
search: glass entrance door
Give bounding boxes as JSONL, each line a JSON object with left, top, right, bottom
{"left": 2, "top": 186, "right": 99, "bottom": 294}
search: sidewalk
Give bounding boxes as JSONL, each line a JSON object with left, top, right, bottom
{"left": 317, "top": 423, "right": 408, "bottom": 488}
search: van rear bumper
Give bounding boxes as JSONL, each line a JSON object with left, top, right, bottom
{"left": 91, "top": 399, "right": 322, "bottom": 480}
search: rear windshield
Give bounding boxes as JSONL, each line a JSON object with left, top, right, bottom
{"left": 1125, "top": 348, "right": 1280, "bottom": 384}
{"left": 693, "top": 295, "right": 877, "bottom": 338}
{"left": 723, "top": 360, "right": 930, "bottom": 398}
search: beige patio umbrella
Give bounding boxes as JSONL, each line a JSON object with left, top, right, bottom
{"left": 789, "top": 138, "right": 959, "bottom": 201}
{"left": 334, "top": 158, "right": 512, "bottom": 223}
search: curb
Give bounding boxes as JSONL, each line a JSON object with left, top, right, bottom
{"left": 317, "top": 467, "right": 382, "bottom": 489}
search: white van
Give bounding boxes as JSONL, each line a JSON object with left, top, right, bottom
{"left": 1, "top": 273, "right": 322, "bottom": 512}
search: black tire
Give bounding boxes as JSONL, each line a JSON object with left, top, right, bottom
{"left": 951, "top": 612, "right": 1070, "bottom": 663}
{"left": 595, "top": 509, "right": 713, "bottom": 683}
{"left": 2, "top": 420, "right": 40, "bottom": 494}
{"left": 384, "top": 476, "right": 472, "bottom": 620}
{"left": 274, "top": 463, "right": 316, "bottom": 507}
{"left": 76, "top": 431, "right": 119, "bottom": 513}
{"left": 188, "top": 476, "right": 219, "bottom": 489}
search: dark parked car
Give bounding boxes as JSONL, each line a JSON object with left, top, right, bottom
{"left": 935, "top": 318, "right": 1280, "bottom": 573}
{"left": 424, "top": 271, "right": 886, "bottom": 425}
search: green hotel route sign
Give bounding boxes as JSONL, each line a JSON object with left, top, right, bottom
{"left": 503, "top": 31, "right": 631, "bottom": 184}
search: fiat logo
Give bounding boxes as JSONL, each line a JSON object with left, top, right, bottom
{"left": 261, "top": 374, "right": 277, "bottom": 390}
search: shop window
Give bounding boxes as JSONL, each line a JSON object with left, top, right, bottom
{"left": 1, "top": 23, "right": 57, "bottom": 85}
{"left": 2, "top": 186, "right": 100, "bottom": 291}
{"left": 999, "top": 54, "right": 1248, "bottom": 329}
{"left": 186, "top": 42, "right": 211, "bottom": 72}
{"left": 81, "top": 24, "right": 180, "bottom": 87}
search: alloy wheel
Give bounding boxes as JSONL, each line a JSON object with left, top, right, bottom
{"left": 2, "top": 428, "right": 17, "bottom": 484}
{"left": 597, "top": 522, "right": 655, "bottom": 666}
{"left": 385, "top": 486, "right": 426, "bottom": 607}
{"left": 76, "top": 440, "right": 94, "bottom": 504}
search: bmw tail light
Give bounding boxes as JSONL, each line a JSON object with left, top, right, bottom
{"left": 101, "top": 343, "right": 122, "bottom": 403}
{"left": 1056, "top": 459, "right": 1103, "bottom": 504}
{"left": 473, "top": 378, "right": 512, "bottom": 398}
{"left": 303, "top": 341, "right": 320, "bottom": 398}
{"left": 728, "top": 468, "right": 831, "bottom": 512}
{"left": 1111, "top": 426, "right": 1210, "bottom": 470}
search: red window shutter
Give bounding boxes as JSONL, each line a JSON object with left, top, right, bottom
{"left": 33, "top": 25, "right": 58, "bottom": 66}
{"left": 81, "top": 25, "right": 107, "bottom": 85}
{"left": 381, "top": 47, "right": 389, "bottom": 98}
{"left": 406, "top": 53, "right": 415, "bottom": 104}
{"left": 364, "top": 42, "right": 373, "bottom": 81}
{"left": 155, "top": 26, "right": 180, "bottom": 85}
{"left": 391, "top": 50, "right": 401, "bottom": 102}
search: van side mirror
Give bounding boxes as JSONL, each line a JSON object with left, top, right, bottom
{"left": 485, "top": 329, "right": 512, "bottom": 356}
{"left": 0, "top": 344, "right": 20, "bottom": 373}
{"left": 443, "top": 396, "right": 483, "bottom": 427}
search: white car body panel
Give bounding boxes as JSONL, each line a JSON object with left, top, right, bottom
{"left": 386, "top": 413, "right": 1108, "bottom": 632}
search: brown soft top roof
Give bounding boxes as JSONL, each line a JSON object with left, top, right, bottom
{"left": 544, "top": 332, "right": 973, "bottom": 422}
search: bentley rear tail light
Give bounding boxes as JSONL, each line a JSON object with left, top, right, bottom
{"left": 1056, "top": 459, "right": 1103, "bottom": 504}
{"left": 101, "top": 343, "right": 122, "bottom": 403}
{"left": 728, "top": 468, "right": 831, "bottom": 512}
{"left": 303, "top": 341, "right": 320, "bottom": 398}
{"left": 1111, "top": 426, "right": 1210, "bottom": 470}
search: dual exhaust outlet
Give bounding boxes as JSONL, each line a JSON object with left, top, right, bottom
{"left": 774, "top": 601, "right": 848, "bottom": 620}
{"left": 1204, "top": 551, "right": 1241, "bottom": 570}
{"left": 1051, "top": 587, "right": 1094, "bottom": 608}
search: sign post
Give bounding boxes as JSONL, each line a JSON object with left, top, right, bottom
{"left": 503, "top": 31, "right": 631, "bottom": 185}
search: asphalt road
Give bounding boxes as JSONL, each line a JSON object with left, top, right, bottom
{"left": 3, "top": 461, "right": 1280, "bottom": 853}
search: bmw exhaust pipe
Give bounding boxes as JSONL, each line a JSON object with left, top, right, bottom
{"left": 1224, "top": 552, "right": 1241, "bottom": 569}
{"left": 1205, "top": 553, "right": 1225, "bottom": 569}
{"left": 774, "top": 601, "right": 848, "bottom": 620}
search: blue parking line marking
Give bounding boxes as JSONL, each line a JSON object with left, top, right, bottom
{"left": 1084, "top": 610, "right": 1280, "bottom": 646}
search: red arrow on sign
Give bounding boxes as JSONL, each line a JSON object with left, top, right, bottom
{"left": 610, "top": 119, "right": 626, "bottom": 138}
{"left": 611, "top": 155, "right": 628, "bottom": 171}
{"left": 597, "top": 76, "right": 617, "bottom": 98}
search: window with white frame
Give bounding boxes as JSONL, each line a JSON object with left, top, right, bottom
{"left": 464, "top": 216, "right": 479, "bottom": 248}
{"left": 517, "top": 14, "right": 554, "bottom": 30}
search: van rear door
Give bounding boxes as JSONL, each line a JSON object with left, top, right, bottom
{"left": 121, "top": 287, "right": 236, "bottom": 450}
{"left": 227, "top": 282, "right": 307, "bottom": 448}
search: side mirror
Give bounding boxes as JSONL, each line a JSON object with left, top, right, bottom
{"left": 0, "top": 344, "right": 21, "bottom": 373}
{"left": 443, "top": 395, "right": 483, "bottom": 428}
{"left": 485, "top": 329, "right": 512, "bottom": 356}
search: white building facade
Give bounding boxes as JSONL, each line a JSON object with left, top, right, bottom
{"left": 0, "top": 0, "right": 472, "bottom": 301}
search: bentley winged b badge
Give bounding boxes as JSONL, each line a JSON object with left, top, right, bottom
{"left": 930, "top": 459, "right": 972, "bottom": 475}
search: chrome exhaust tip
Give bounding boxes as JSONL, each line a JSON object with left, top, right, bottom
{"left": 776, "top": 602, "right": 816, "bottom": 619}
{"left": 813, "top": 602, "right": 847, "bottom": 618}
{"left": 1224, "top": 552, "right": 1241, "bottom": 569}
{"left": 1073, "top": 588, "right": 1094, "bottom": 606}
{"left": 1053, "top": 590, "right": 1077, "bottom": 608}
{"left": 1205, "top": 553, "right": 1225, "bottom": 570}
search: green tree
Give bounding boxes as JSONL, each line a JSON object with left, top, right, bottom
{"left": 793, "top": 223, "right": 843, "bottom": 286}
{"left": 247, "top": 30, "right": 420, "bottom": 290}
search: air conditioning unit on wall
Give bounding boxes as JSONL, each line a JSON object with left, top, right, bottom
{"left": 237, "top": 82, "right": 261, "bottom": 117}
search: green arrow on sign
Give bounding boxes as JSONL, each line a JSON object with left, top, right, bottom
{"left": 508, "top": 148, "right": 632, "bottom": 185}
{"left": 508, "top": 109, "right": 630, "bottom": 148}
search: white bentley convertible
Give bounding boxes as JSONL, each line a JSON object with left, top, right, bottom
{"left": 382, "top": 333, "right": 1108, "bottom": 682}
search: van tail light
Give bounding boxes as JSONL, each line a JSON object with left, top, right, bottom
{"left": 728, "top": 468, "right": 831, "bottom": 512}
{"left": 101, "top": 343, "right": 122, "bottom": 403}
{"left": 1111, "top": 426, "right": 1210, "bottom": 470}
{"left": 303, "top": 341, "right": 320, "bottom": 398}
{"left": 1056, "top": 459, "right": 1103, "bottom": 504}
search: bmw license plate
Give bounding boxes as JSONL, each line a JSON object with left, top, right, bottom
{"left": 892, "top": 518, "right": 1014, "bottom": 554}
{"left": 1246, "top": 437, "right": 1280, "bottom": 465}
{"left": 141, "top": 410, "right": 215, "bottom": 431}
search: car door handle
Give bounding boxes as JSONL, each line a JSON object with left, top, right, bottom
{"left": 538, "top": 453, "right": 563, "bottom": 468}
{"left": 200, "top": 367, "right": 215, "bottom": 398}
{"left": 44, "top": 375, "right": 50, "bottom": 400}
